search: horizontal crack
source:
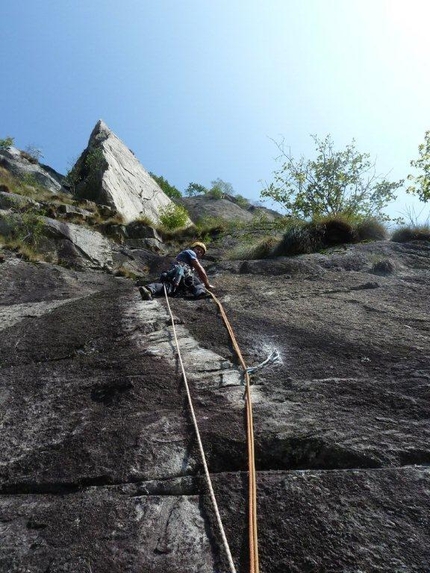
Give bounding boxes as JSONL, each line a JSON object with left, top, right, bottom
{"left": 2, "top": 464, "right": 429, "bottom": 498}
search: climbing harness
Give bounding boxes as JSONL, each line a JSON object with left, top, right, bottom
{"left": 160, "top": 262, "right": 194, "bottom": 294}
{"left": 162, "top": 285, "right": 238, "bottom": 573}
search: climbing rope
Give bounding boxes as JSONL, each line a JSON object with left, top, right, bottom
{"left": 162, "top": 285, "right": 238, "bottom": 573}
{"left": 207, "top": 290, "right": 260, "bottom": 573}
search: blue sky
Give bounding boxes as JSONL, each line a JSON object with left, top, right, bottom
{"left": 2, "top": 0, "right": 429, "bottom": 221}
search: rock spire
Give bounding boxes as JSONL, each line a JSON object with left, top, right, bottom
{"left": 72, "top": 120, "right": 183, "bottom": 224}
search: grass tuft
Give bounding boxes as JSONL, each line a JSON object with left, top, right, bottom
{"left": 391, "top": 225, "right": 430, "bottom": 242}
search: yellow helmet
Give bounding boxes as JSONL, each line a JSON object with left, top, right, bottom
{"left": 191, "top": 241, "right": 207, "bottom": 254}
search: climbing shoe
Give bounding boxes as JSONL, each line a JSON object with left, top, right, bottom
{"left": 139, "top": 286, "right": 153, "bottom": 301}
{"left": 194, "top": 291, "right": 209, "bottom": 300}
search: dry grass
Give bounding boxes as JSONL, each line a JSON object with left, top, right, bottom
{"left": 391, "top": 225, "right": 430, "bottom": 242}
{"left": 0, "top": 235, "right": 44, "bottom": 263}
{"left": 223, "top": 215, "right": 390, "bottom": 260}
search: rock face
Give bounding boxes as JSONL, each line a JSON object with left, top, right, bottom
{"left": 0, "top": 147, "right": 65, "bottom": 194}
{"left": 178, "top": 194, "right": 282, "bottom": 224}
{"left": 43, "top": 218, "right": 114, "bottom": 270}
{"left": 72, "top": 120, "right": 185, "bottom": 224}
{"left": 0, "top": 239, "right": 429, "bottom": 572}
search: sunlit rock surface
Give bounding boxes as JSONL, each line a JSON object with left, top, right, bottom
{"left": 0, "top": 239, "right": 429, "bottom": 572}
{"left": 0, "top": 147, "right": 65, "bottom": 194}
{"left": 72, "top": 120, "right": 188, "bottom": 224}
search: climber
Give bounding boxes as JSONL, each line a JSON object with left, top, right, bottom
{"left": 139, "top": 241, "right": 215, "bottom": 301}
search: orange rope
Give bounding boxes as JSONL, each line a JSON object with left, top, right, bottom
{"left": 208, "top": 291, "right": 259, "bottom": 573}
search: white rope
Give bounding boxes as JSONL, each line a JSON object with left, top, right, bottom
{"left": 246, "top": 349, "right": 281, "bottom": 376}
{"left": 163, "top": 286, "right": 237, "bottom": 573}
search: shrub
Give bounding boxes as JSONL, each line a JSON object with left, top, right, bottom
{"left": 149, "top": 172, "right": 182, "bottom": 199}
{"left": 113, "top": 265, "right": 140, "bottom": 280}
{"left": 272, "top": 216, "right": 359, "bottom": 257}
{"left": 391, "top": 225, "right": 430, "bottom": 242}
{"left": 407, "top": 130, "right": 430, "bottom": 203}
{"left": 0, "top": 136, "right": 14, "bottom": 150}
{"left": 0, "top": 208, "right": 46, "bottom": 261}
{"left": 158, "top": 203, "right": 189, "bottom": 230}
{"left": 159, "top": 216, "right": 228, "bottom": 246}
{"left": 272, "top": 222, "right": 322, "bottom": 256}
{"left": 21, "top": 211, "right": 45, "bottom": 247}
{"left": 194, "top": 215, "right": 229, "bottom": 232}
{"left": 72, "top": 147, "right": 107, "bottom": 200}
{"left": 356, "top": 218, "right": 387, "bottom": 241}
{"left": 234, "top": 194, "right": 250, "bottom": 209}
{"left": 185, "top": 182, "right": 208, "bottom": 196}
{"left": 261, "top": 134, "right": 402, "bottom": 221}
{"left": 207, "top": 187, "right": 224, "bottom": 200}
{"left": 0, "top": 236, "right": 43, "bottom": 262}
{"left": 317, "top": 216, "right": 358, "bottom": 246}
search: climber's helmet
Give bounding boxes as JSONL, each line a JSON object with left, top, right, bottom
{"left": 191, "top": 242, "right": 207, "bottom": 256}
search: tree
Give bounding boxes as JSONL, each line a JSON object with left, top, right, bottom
{"left": 261, "top": 134, "right": 403, "bottom": 221}
{"left": 407, "top": 130, "right": 430, "bottom": 202}
{"left": 210, "top": 178, "right": 234, "bottom": 196}
{"left": 185, "top": 178, "right": 235, "bottom": 199}
{"left": 149, "top": 172, "right": 182, "bottom": 199}
{"left": 0, "top": 136, "right": 14, "bottom": 149}
{"left": 185, "top": 182, "right": 208, "bottom": 196}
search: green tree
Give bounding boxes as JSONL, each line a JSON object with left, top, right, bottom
{"left": 261, "top": 134, "right": 402, "bottom": 221}
{"left": 210, "top": 178, "right": 234, "bottom": 196}
{"left": 0, "top": 136, "right": 14, "bottom": 149}
{"left": 234, "top": 194, "right": 250, "bottom": 208}
{"left": 185, "top": 182, "right": 208, "bottom": 196}
{"left": 149, "top": 172, "right": 182, "bottom": 199}
{"left": 407, "top": 130, "right": 430, "bottom": 202}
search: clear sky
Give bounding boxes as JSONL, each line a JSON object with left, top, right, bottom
{"left": 2, "top": 0, "right": 429, "bottom": 222}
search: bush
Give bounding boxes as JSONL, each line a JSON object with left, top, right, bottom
{"left": 193, "top": 215, "right": 230, "bottom": 237}
{"left": 356, "top": 218, "right": 387, "bottom": 241}
{"left": 234, "top": 194, "right": 250, "bottom": 209}
{"left": 72, "top": 147, "right": 107, "bottom": 200}
{"left": 158, "top": 203, "right": 189, "bottom": 230}
{"left": 0, "top": 136, "right": 14, "bottom": 150}
{"left": 261, "top": 134, "right": 402, "bottom": 221}
{"left": 207, "top": 187, "right": 224, "bottom": 200}
{"left": 391, "top": 225, "right": 430, "bottom": 242}
{"left": 149, "top": 172, "right": 182, "bottom": 199}
{"left": 185, "top": 182, "right": 208, "bottom": 196}
{"left": 371, "top": 259, "right": 396, "bottom": 274}
{"left": 272, "top": 216, "right": 359, "bottom": 256}
{"left": 272, "top": 222, "right": 323, "bottom": 256}
{"left": 317, "top": 216, "right": 358, "bottom": 246}
{"left": 407, "top": 130, "right": 430, "bottom": 203}
{"left": 0, "top": 209, "right": 46, "bottom": 252}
